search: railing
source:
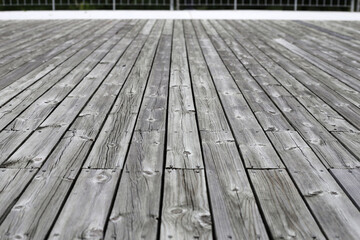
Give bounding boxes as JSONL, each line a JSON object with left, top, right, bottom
{"left": 0, "top": 0, "right": 357, "bottom": 11}
{"left": 178, "top": 0, "right": 355, "bottom": 10}
{"left": 0, "top": 0, "right": 171, "bottom": 9}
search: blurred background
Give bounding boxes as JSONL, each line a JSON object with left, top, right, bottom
{"left": 0, "top": 0, "right": 358, "bottom": 12}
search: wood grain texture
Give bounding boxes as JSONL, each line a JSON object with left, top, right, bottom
{"left": 249, "top": 169, "right": 326, "bottom": 240}
{"left": 0, "top": 169, "right": 36, "bottom": 220}
{"left": 166, "top": 20, "right": 204, "bottom": 169}
{"left": 85, "top": 20, "right": 164, "bottom": 169}
{"left": 268, "top": 131, "right": 360, "bottom": 240}
{"left": 331, "top": 168, "right": 360, "bottom": 209}
{"left": 192, "top": 20, "right": 283, "bottom": 169}
{"left": 201, "top": 132, "right": 269, "bottom": 240}
{"left": 160, "top": 169, "right": 212, "bottom": 240}
{"left": 0, "top": 20, "right": 360, "bottom": 240}
{"left": 0, "top": 20, "right": 130, "bottom": 167}
{"left": 1, "top": 20, "right": 142, "bottom": 169}
{"left": 104, "top": 20, "right": 173, "bottom": 240}
{"left": 0, "top": 20, "right": 154, "bottom": 239}
{"left": 222, "top": 20, "right": 360, "bottom": 132}
{"left": 184, "top": 20, "right": 269, "bottom": 239}
{"left": 48, "top": 169, "right": 120, "bottom": 239}
{"left": 104, "top": 131, "right": 165, "bottom": 240}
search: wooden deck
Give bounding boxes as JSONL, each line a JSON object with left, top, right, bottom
{"left": 0, "top": 19, "right": 359, "bottom": 239}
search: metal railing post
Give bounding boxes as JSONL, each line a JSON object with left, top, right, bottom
{"left": 350, "top": 0, "right": 354, "bottom": 11}
{"left": 234, "top": 0, "right": 237, "bottom": 9}
{"left": 52, "top": 0, "right": 55, "bottom": 10}
{"left": 294, "top": 0, "right": 297, "bottom": 10}
{"left": 170, "top": 0, "right": 173, "bottom": 10}
{"left": 113, "top": 0, "right": 116, "bottom": 10}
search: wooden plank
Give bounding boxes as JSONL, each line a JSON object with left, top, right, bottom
{"left": 184, "top": 20, "right": 269, "bottom": 239}
{"left": 201, "top": 132, "right": 269, "bottom": 240}
{"left": 0, "top": 21, "right": 62, "bottom": 43}
{"left": 0, "top": 21, "right": 138, "bottom": 167}
{"left": 0, "top": 20, "right": 157, "bottom": 240}
{"left": 0, "top": 23, "right": 65, "bottom": 72}
{"left": 243, "top": 20, "right": 360, "bottom": 109}
{"left": 0, "top": 22, "right": 112, "bottom": 106}
{"left": 331, "top": 168, "right": 360, "bottom": 209}
{"left": 332, "top": 131, "right": 360, "bottom": 158}
{"left": 0, "top": 131, "right": 98, "bottom": 240}
{"left": 0, "top": 21, "right": 46, "bottom": 41}
{"left": 0, "top": 20, "right": 66, "bottom": 51}
{"left": 203, "top": 20, "right": 293, "bottom": 133}
{"left": 270, "top": 93, "right": 359, "bottom": 168}
{"left": 1, "top": 19, "right": 360, "bottom": 240}
{"left": 166, "top": 20, "right": 204, "bottom": 169}
{"left": 191, "top": 20, "right": 283, "bottom": 169}
{"left": 268, "top": 131, "right": 360, "bottom": 239}
{"left": 218, "top": 20, "right": 360, "bottom": 132}
{"left": 249, "top": 169, "right": 326, "bottom": 240}
{"left": 0, "top": 21, "right": 72, "bottom": 58}
{"left": 270, "top": 20, "right": 360, "bottom": 59}
{"left": 299, "top": 21, "right": 354, "bottom": 39}
{"left": 160, "top": 169, "right": 212, "bottom": 240}
{"left": 183, "top": 22, "right": 230, "bottom": 134}
{"left": 221, "top": 20, "right": 360, "bottom": 169}
{"left": 84, "top": 20, "right": 166, "bottom": 169}
{"left": 0, "top": 21, "right": 110, "bottom": 90}
{"left": 48, "top": 169, "right": 120, "bottom": 239}
{"left": 0, "top": 20, "right": 83, "bottom": 72}
{"left": 293, "top": 20, "right": 357, "bottom": 43}
{"left": 317, "top": 21, "right": 360, "bottom": 39}
{"left": 0, "top": 169, "right": 36, "bottom": 220}
{"left": 0, "top": 20, "right": 130, "bottom": 132}
{"left": 104, "top": 20, "right": 173, "bottom": 239}
{"left": 0, "top": 21, "right": 143, "bottom": 169}
{"left": 269, "top": 21, "right": 360, "bottom": 80}
{"left": 104, "top": 131, "right": 164, "bottom": 240}
{"left": 134, "top": 22, "right": 172, "bottom": 133}
{"left": 275, "top": 38, "right": 360, "bottom": 93}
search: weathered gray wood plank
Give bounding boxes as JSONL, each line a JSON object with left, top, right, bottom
{"left": 0, "top": 20, "right": 138, "bottom": 168}
{"left": 249, "top": 169, "right": 326, "bottom": 240}
{"left": 268, "top": 131, "right": 360, "bottom": 240}
{"left": 166, "top": 20, "right": 204, "bottom": 169}
{"left": 104, "top": 130, "right": 165, "bottom": 240}
{"left": 104, "top": 20, "right": 172, "bottom": 240}
{"left": 192, "top": 20, "right": 283, "bottom": 169}
{"left": 0, "top": 21, "right": 112, "bottom": 91}
{"left": 184, "top": 20, "right": 269, "bottom": 239}
{"left": 200, "top": 132, "right": 269, "bottom": 240}
{"left": 0, "top": 169, "right": 36, "bottom": 221}
{"left": 276, "top": 38, "right": 360, "bottom": 93}
{"left": 1, "top": 19, "right": 360, "bottom": 240}
{"left": 48, "top": 169, "right": 120, "bottom": 239}
{"left": 0, "top": 20, "right": 154, "bottom": 240}
{"left": 268, "top": 21, "right": 360, "bottom": 80}
{"left": 0, "top": 21, "right": 71, "bottom": 62}
{"left": 84, "top": 20, "right": 165, "bottom": 169}
{"left": 0, "top": 20, "right": 129, "bottom": 132}
{"left": 0, "top": 21, "right": 110, "bottom": 106}
{"left": 160, "top": 169, "right": 212, "bottom": 240}
{"left": 242, "top": 20, "right": 360, "bottom": 109}
{"left": 219, "top": 20, "right": 360, "bottom": 132}
{"left": 0, "top": 21, "right": 83, "bottom": 72}
{"left": 204, "top": 20, "right": 293, "bottom": 133}
{"left": 222, "top": 20, "right": 360, "bottom": 169}
{"left": 331, "top": 168, "right": 360, "bottom": 209}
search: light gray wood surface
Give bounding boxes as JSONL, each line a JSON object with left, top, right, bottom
{"left": 0, "top": 19, "right": 359, "bottom": 240}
